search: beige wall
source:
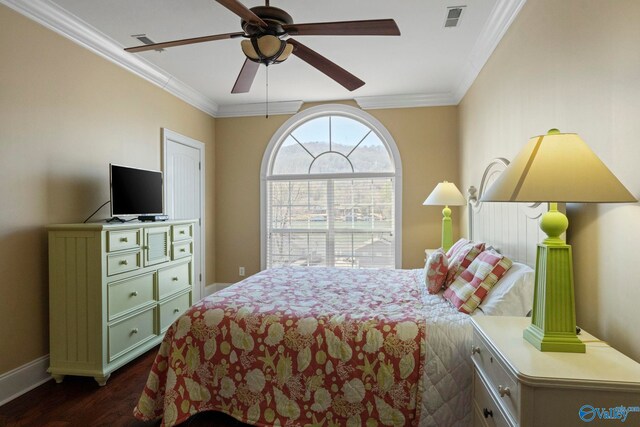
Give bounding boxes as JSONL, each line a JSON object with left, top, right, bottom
{"left": 460, "top": 0, "right": 640, "bottom": 361}
{"left": 215, "top": 102, "right": 459, "bottom": 283}
{"left": 0, "top": 5, "right": 216, "bottom": 374}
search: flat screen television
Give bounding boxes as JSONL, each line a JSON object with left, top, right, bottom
{"left": 110, "top": 164, "right": 164, "bottom": 217}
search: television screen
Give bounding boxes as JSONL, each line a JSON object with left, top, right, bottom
{"left": 110, "top": 164, "right": 163, "bottom": 216}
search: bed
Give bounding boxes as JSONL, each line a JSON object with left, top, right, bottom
{"left": 134, "top": 159, "right": 554, "bottom": 427}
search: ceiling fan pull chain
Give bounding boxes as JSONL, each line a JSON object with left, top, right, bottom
{"left": 266, "top": 64, "right": 269, "bottom": 119}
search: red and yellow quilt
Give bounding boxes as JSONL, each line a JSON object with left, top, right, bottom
{"left": 134, "top": 267, "right": 430, "bottom": 426}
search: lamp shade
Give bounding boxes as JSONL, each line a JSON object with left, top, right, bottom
{"left": 481, "top": 129, "right": 637, "bottom": 203}
{"left": 423, "top": 181, "right": 466, "bottom": 206}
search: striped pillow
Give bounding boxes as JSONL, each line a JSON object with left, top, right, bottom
{"left": 444, "top": 249, "right": 513, "bottom": 314}
{"left": 446, "top": 238, "right": 471, "bottom": 259}
{"left": 424, "top": 248, "right": 449, "bottom": 294}
{"left": 444, "top": 241, "right": 485, "bottom": 287}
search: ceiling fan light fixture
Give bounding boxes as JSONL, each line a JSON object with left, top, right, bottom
{"left": 241, "top": 39, "right": 260, "bottom": 60}
{"left": 276, "top": 43, "right": 294, "bottom": 62}
{"left": 241, "top": 35, "right": 291, "bottom": 64}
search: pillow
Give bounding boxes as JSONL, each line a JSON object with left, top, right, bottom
{"left": 424, "top": 248, "right": 449, "bottom": 294}
{"left": 477, "top": 262, "right": 535, "bottom": 316}
{"left": 444, "top": 249, "right": 513, "bottom": 314}
{"left": 444, "top": 241, "right": 485, "bottom": 287}
{"left": 446, "top": 238, "right": 471, "bottom": 259}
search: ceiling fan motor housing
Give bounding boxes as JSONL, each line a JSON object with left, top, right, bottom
{"left": 242, "top": 6, "right": 293, "bottom": 36}
{"left": 241, "top": 6, "right": 294, "bottom": 64}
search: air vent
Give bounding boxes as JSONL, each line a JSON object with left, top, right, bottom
{"left": 131, "top": 34, "right": 164, "bottom": 52}
{"left": 445, "top": 6, "right": 466, "bottom": 28}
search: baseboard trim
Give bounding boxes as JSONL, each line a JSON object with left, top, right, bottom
{"left": 0, "top": 355, "right": 51, "bottom": 407}
{"left": 205, "top": 282, "right": 233, "bottom": 296}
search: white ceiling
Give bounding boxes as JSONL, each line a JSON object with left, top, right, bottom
{"left": 4, "top": 0, "right": 526, "bottom": 116}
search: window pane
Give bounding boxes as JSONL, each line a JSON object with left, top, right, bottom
{"left": 349, "top": 133, "right": 394, "bottom": 173}
{"left": 267, "top": 178, "right": 394, "bottom": 269}
{"left": 309, "top": 153, "right": 353, "bottom": 174}
{"left": 291, "top": 117, "right": 330, "bottom": 157}
{"left": 272, "top": 136, "right": 314, "bottom": 175}
{"left": 331, "top": 116, "right": 371, "bottom": 156}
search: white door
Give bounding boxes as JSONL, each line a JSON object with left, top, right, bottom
{"left": 162, "top": 128, "right": 205, "bottom": 302}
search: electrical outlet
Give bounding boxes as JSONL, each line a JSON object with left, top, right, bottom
{"left": 239, "top": 266, "right": 245, "bottom": 276}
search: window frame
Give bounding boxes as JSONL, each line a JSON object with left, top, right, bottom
{"left": 260, "top": 104, "right": 403, "bottom": 269}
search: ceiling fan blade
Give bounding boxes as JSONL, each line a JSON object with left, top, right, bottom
{"left": 283, "top": 19, "right": 400, "bottom": 36}
{"left": 288, "top": 39, "right": 364, "bottom": 91}
{"left": 125, "top": 32, "right": 244, "bottom": 53}
{"left": 216, "top": 0, "right": 268, "bottom": 28}
{"left": 232, "top": 58, "right": 260, "bottom": 93}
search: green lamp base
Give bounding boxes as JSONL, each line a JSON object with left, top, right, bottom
{"left": 524, "top": 204, "right": 585, "bottom": 353}
{"left": 441, "top": 206, "right": 453, "bottom": 252}
{"left": 524, "top": 323, "right": 585, "bottom": 353}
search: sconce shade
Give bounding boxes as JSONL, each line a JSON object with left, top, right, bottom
{"left": 481, "top": 130, "right": 636, "bottom": 203}
{"left": 423, "top": 181, "right": 467, "bottom": 206}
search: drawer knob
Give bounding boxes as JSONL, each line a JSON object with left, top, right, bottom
{"left": 120, "top": 237, "right": 128, "bottom": 242}
{"left": 131, "top": 328, "right": 139, "bottom": 335}
{"left": 180, "top": 230, "right": 185, "bottom": 234}
{"left": 471, "top": 346, "right": 481, "bottom": 355}
{"left": 498, "top": 385, "right": 511, "bottom": 397}
{"left": 180, "top": 248, "right": 186, "bottom": 252}
{"left": 131, "top": 291, "right": 138, "bottom": 297}
{"left": 120, "top": 260, "right": 128, "bottom": 265}
{"left": 172, "top": 277, "right": 179, "bottom": 281}
{"left": 483, "top": 408, "right": 493, "bottom": 418}
{"left": 173, "top": 308, "right": 180, "bottom": 314}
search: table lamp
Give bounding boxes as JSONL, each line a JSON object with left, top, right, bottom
{"left": 423, "top": 181, "right": 467, "bottom": 252}
{"left": 481, "top": 129, "right": 637, "bottom": 353}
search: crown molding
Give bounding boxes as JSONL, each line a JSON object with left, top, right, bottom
{"left": 451, "top": 0, "right": 527, "bottom": 103}
{"left": 355, "top": 92, "right": 457, "bottom": 110}
{"left": 216, "top": 101, "right": 303, "bottom": 118}
{"left": 1, "top": 0, "right": 219, "bottom": 117}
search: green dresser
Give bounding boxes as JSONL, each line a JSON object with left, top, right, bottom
{"left": 48, "top": 220, "right": 195, "bottom": 385}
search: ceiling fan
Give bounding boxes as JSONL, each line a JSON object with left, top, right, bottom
{"left": 125, "top": 0, "right": 400, "bottom": 94}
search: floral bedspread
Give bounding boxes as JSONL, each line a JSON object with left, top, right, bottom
{"left": 134, "top": 267, "right": 435, "bottom": 427}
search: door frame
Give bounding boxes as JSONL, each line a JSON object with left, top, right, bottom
{"left": 162, "top": 128, "right": 206, "bottom": 301}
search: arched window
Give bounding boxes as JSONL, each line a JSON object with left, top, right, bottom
{"left": 261, "top": 104, "right": 402, "bottom": 269}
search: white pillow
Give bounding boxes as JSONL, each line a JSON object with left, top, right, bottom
{"left": 477, "top": 262, "right": 534, "bottom": 316}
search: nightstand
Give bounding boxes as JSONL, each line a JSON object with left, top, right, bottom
{"left": 471, "top": 316, "right": 640, "bottom": 426}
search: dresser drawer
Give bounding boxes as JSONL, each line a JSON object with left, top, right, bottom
{"left": 172, "top": 240, "right": 193, "bottom": 260}
{"left": 107, "top": 272, "right": 155, "bottom": 321}
{"left": 172, "top": 223, "right": 193, "bottom": 242}
{"left": 107, "top": 229, "right": 141, "bottom": 252}
{"left": 108, "top": 307, "right": 156, "bottom": 362}
{"left": 159, "top": 292, "right": 191, "bottom": 333}
{"left": 472, "top": 333, "right": 520, "bottom": 422}
{"left": 473, "top": 370, "right": 513, "bottom": 427}
{"left": 107, "top": 250, "right": 141, "bottom": 276}
{"left": 158, "top": 262, "right": 191, "bottom": 299}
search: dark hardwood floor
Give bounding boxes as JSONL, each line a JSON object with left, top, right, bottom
{"left": 0, "top": 347, "right": 252, "bottom": 427}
